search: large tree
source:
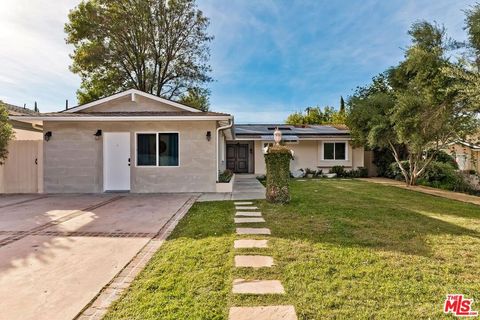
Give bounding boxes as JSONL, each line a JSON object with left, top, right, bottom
{"left": 348, "top": 22, "right": 478, "bottom": 186}
{"left": 178, "top": 87, "right": 210, "bottom": 111}
{"left": 0, "top": 101, "right": 14, "bottom": 165}
{"left": 285, "top": 104, "right": 346, "bottom": 125}
{"left": 65, "top": 0, "right": 213, "bottom": 105}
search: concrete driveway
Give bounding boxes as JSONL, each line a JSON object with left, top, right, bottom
{"left": 0, "top": 193, "right": 195, "bottom": 320}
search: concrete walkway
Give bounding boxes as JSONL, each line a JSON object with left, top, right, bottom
{"left": 360, "top": 178, "right": 480, "bottom": 206}
{"left": 197, "top": 174, "right": 265, "bottom": 202}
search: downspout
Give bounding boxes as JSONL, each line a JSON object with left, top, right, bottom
{"left": 216, "top": 118, "right": 233, "bottom": 182}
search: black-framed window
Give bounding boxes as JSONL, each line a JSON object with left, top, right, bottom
{"left": 136, "top": 133, "right": 179, "bottom": 166}
{"left": 158, "top": 133, "right": 179, "bottom": 166}
{"left": 324, "top": 142, "right": 346, "bottom": 160}
{"left": 137, "top": 133, "right": 156, "bottom": 166}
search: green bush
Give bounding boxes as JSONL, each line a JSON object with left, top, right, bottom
{"left": 329, "top": 166, "right": 346, "bottom": 177}
{"left": 418, "top": 161, "right": 472, "bottom": 192}
{"left": 218, "top": 169, "right": 233, "bottom": 183}
{"left": 386, "top": 161, "right": 473, "bottom": 193}
{"left": 265, "top": 145, "right": 293, "bottom": 203}
{"left": 426, "top": 149, "right": 458, "bottom": 169}
{"left": 385, "top": 161, "right": 407, "bottom": 180}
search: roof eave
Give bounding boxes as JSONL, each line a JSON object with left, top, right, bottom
{"left": 9, "top": 115, "right": 233, "bottom": 122}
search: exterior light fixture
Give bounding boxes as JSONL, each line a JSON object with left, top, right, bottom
{"left": 206, "top": 131, "right": 211, "bottom": 141}
{"left": 94, "top": 129, "right": 102, "bottom": 140}
{"left": 44, "top": 131, "right": 52, "bottom": 141}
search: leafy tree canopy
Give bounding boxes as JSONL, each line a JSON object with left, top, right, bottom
{"left": 178, "top": 87, "right": 210, "bottom": 111}
{"left": 285, "top": 97, "right": 347, "bottom": 125}
{"left": 347, "top": 21, "right": 478, "bottom": 186}
{"left": 65, "top": 0, "right": 213, "bottom": 107}
{"left": 0, "top": 101, "right": 14, "bottom": 164}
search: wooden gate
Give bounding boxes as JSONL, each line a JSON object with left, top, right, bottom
{"left": 0, "top": 140, "right": 43, "bottom": 193}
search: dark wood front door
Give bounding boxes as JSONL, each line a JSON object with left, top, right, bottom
{"left": 227, "top": 144, "right": 249, "bottom": 173}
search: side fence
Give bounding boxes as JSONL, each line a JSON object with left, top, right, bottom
{"left": 0, "top": 140, "right": 43, "bottom": 193}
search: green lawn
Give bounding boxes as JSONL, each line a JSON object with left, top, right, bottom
{"left": 104, "top": 180, "right": 480, "bottom": 319}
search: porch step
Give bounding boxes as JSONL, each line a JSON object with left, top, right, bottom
{"left": 236, "top": 206, "right": 258, "bottom": 210}
{"left": 234, "top": 202, "right": 253, "bottom": 205}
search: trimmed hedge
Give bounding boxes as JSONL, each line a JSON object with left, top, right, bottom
{"left": 265, "top": 145, "right": 293, "bottom": 203}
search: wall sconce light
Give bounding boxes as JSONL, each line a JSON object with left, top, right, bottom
{"left": 44, "top": 131, "right": 52, "bottom": 141}
{"left": 94, "top": 129, "right": 102, "bottom": 140}
{"left": 206, "top": 131, "right": 211, "bottom": 142}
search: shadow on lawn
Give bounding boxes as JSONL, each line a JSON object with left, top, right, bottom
{"left": 259, "top": 180, "right": 480, "bottom": 257}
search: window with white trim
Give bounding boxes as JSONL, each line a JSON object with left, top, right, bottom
{"left": 323, "top": 142, "right": 346, "bottom": 160}
{"left": 136, "top": 133, "right": 179, "bottom": 166}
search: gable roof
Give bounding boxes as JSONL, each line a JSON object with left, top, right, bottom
{"left": 63, "top": 89, "right": 202, "bottom": 113}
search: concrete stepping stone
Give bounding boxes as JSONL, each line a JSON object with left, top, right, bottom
{"left": 235, "top": 255, "right": 273, "bottom": 268}
{"left": 234, "top": 217, "right": 265, "bottom": 223}
{"left": 234, "top": 239, "right": 268, "bottom": 248}
{"left": 232, "top": 279, "right": 285, "bottom": 294}
{"left": 236, "top": 206, "right": 258, "bottom": 210}
{"left": 236, "top": 228, "right": 271, "bottom": 235}
{"left": 235, "top": 212, "right": 262, "bottom": 217}
{"left": 234, "top": 202, "right": 253, "bottom": 205}
{"left": 229, "top": 305, "right": 297, "bottom": 320}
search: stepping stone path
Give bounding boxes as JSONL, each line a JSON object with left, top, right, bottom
{"left": 229, "top": 306, "right": 297, "bottom": 320}
{"left": 235, "top": 211, "right": 262, "bottom": 217}
{"left": 230, "top": 202, "right": 297, "bottom": 320}
{"left": 234, "top": 239, "right": 268, "bottom": 248}
{"left": 236, "top": 228, "right": 271, "bottom": 235}
{"left": 234, "top": 217, "right": 265, "bottom": 223}
{"left": 235, "top": 255, "right": 274, "bottom": 268}
{"left": 236, "top": 206, "right": 258, "bottom": 210}
{"left": 232, "top": 279, "right": 285, "bottom": 294}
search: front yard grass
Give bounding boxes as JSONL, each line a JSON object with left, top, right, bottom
{"left": 104, "top": 180, "right": 480, "bottom": 319}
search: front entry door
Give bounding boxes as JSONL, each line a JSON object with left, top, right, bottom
{"left": 227, "top": 144, "right": 249, "bottom": 173}
{"left": 104, "top": 132, "right": 130, "bottom": 191}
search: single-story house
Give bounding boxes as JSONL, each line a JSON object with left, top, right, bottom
{"left": 227, "top": 124, "right": 364, "bottom": 175}
{"left": 10, "top": 89, "right": 365, "bottom": 193}
{"left": 6, "top": 103, "right": 43, "bottom": 140}
{"left": 447, "top": 140, "right": 480, "bottom": 172}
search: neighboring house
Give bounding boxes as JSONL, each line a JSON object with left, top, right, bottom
{"left": 1, "top": 104, "right": 43, "bottom": 193}
{"left": 228, "top": 124, "right": 364, "bottom": 174}
{"left": 10, "top": 89, "right": 365, "bottom": 194}
{"left": 6, "top": 103, "right": 43, "bottom": 140}
{"left": 447, "top": 140, "right": 480, "bottom": 172}
{"left": 11, "top": 89, "right": 234, "bottom": 193}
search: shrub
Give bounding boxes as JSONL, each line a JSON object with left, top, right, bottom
{"left": 426, "top": 149, "right": 458, "bottom": 169}
{"left": 329, "top": 166, "right": 346, "bottom": 177}
{"left": 218, "top": 169, "right": 233, "bottom": 183}
{"left": 357, "top": 166, "right": 368, "bottom": 178}
{"left": 418, "top": 161, "right": 472, "bottom": 192}
{"left": 385, "top": 161, "right": 410, "bottom": 181}
{"left": 265, "top": 145, "right": 293, "bottom": 203}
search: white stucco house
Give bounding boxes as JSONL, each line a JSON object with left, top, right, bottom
{"left": 10, "top": 89, "right": 365, "bottom": 193}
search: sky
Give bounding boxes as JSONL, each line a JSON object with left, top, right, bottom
{"left": 0, "top": 0, "right": 476, "bottom": 123}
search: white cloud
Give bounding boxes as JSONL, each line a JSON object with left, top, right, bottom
{"left": 0, "top": 0, "right": 81, "bottom": 111}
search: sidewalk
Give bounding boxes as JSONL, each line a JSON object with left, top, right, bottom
{"left": 197, "top": 174, "right": 266, "bottom": 202}
{"left": 359, "top": 177, "right": 480, "bottom": 206}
